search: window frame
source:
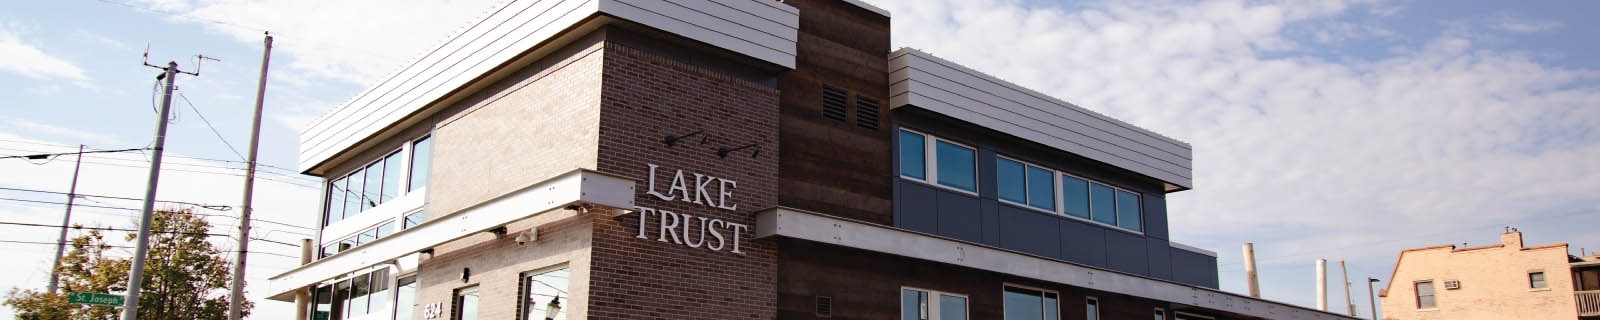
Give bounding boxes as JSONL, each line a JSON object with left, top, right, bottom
{"left": 453, "top": 285, "right": 481, "bottom": 320}
{"left": 1414, "top": 280, "right": 1437, "bottom": 309}
{"left": 1529, "top": 271, "right": 1548, "bottom": 289}
{"left": 1085, "top": 296, "right": 1100, "bottom": 320}
{"left": 898, "top": 128, "right": 979, "bottom": 196}
{"left": 1154, "top": 308, "right": 1166, "bottom": 320}
{"left": 518, "top": 265, "right": 571, "bottom": 320}
{"left": 1001, "top": 283, "right": 1059, "bottom": 320}
{"left": 987, "top": 158, "right": 1144, "bottom": 235}
{"left": 901, "top": 286, "right": 968, "bottom": 320}
{"left": 995, "top": 155, "right": 1060, "bottom": 213}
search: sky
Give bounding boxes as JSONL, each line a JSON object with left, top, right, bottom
{"left": 1, "top": 0, "right": 1598, "bottom": 318}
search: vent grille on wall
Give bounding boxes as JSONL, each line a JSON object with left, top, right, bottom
{"left": 822, "top": 86, "right": 849, "bottom": 121}
{"left": 856, "top": 97, "right": 879, "bottom": 130}
{"left": 815, "top": 295, "right": 833, "bottom": 318}
{"left": 1444, "top": 279, "right": 1460, "bottom": 290}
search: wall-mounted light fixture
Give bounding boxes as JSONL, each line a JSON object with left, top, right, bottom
{"left": 489, "top": 226, "right": 507, "bottom": 239}
{"left": 663, "top": 130, "right": 707, "bottom": 147}
{"left": 461, "top": 267, "right": 471, "bottom": 283}
{"left": 717, "top": 143, "right": 762, "bottom": 159}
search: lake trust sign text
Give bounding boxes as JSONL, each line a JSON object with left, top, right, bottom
{"left": 635, "top": 164, "right": 749, "bottom": 254}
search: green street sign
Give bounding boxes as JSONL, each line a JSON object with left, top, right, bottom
{"left": 67, "top": 292, "right": 125, "bottom": 307}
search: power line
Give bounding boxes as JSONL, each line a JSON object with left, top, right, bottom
{"left": 177, "top": 92, "right": 247, "bottom": 161}
{"left": 0, "top": 138, "right": 314, "bottom": 177}
{"left": 0, "top": 148, "right": 149, "bottom": 160}
{"left": 0, "top": 186, "right": 230, "bottom": 210}
{"left": 0, "top": 196, "right": 314, "bottom": 231}
{"left": 0, "top": 239, "right": 299, "bottom": 259}
{"left": 0, "top": 221, "right": 228, "bottom": 238}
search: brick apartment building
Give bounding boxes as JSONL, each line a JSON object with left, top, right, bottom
{"left": 1379, "top": 229, "right": 1600, "bottom": 320}
{"left": 263, "top": 0, "right": 1359, "bottom": 319}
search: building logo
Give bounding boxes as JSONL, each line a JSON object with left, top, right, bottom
{"left": 634, "top": 163, "right": 749, "bottom": 254}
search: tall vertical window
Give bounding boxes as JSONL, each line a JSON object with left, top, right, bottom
{"left": 409, "top": 136, "right": 432, "bottom": 192}
{"left": 1061, "top": 176, "right": 1090, "bottom": 219}
{"left": 1089, "top": 183, "right": 1117, "bottom": 226}
{"left": 396, "top": 275, "right": 418, "bottom": 320}
{"left": 381, "top": 151, "right": 403, "bottom": 203}
{"left": 312, "top": 284, "right": 333, "bottom": 320}
{"left": 996, "top": 157, "right": 1055, "bottom": 211}
{"left": 1002, "top": 286, "right": 1058, "bottom": 320}
{"left": 1415, "top": 281, "right": 1436, "bottom": 309}
{"left": 902, "top": 288, "right": 966, "bottom": 320}
{"left": 1529, "top": 272, "right": 1548, "bottom": 289}
{"left": 521, "top": 267, "right": 569, "bottom": 320}
{"left": 326, "top": 176, "right": 349, "bottom": 225}
{"left": 1154, "top": 308, "right": 1165, "bottom": 320}
{"left": 935, "top": 141, "right": 977, "bottom": 192}
{"left": 349, "top": 272, "right": 371, "bottom": 318}
{"left": 455, "top": 286, "right": 480, "bottom": 320}
{"left": 1085, "top": 297, "right": 1099, "bottom": 320}
{"left": 1115, "top": 190, "right": 1141, "bottom": 231}
{"left": 899, "top": 130, "right": 927, "bottom": 180}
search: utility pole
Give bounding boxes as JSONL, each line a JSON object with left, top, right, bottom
{"left": 46, "top": 145, "right": 85, "bottom": 294}
{"left": 1367, "top": 278, "right": 1380, "bottom": 320}
{"left": 123, "top": 52, "right": 204, "bottom": 320}
{"left": 228, "top": 32, "right": 272, "bottom": 320}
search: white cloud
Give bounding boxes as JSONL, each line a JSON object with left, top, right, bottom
{"left": 867, "top": 0, "right": 1600, "bottom": 309}
{"left": 1495, "top": 15, "right": 1562, "bottom": 33}
{"left": 0, "top": 26, "right": 89, "bottom": 83}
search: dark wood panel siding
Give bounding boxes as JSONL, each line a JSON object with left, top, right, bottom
{"left": 775, "top": 0, "right": 894, "bottom": 224}
{"left": 777, "top": 239, "right": 1259, "bottom": 320}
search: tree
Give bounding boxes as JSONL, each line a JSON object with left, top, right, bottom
{"left": 4, "top": 208, "right": 251, "bottom": 319}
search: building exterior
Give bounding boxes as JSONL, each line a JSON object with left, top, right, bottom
{"left": 265, "top": 1, "right": 1357, "bottom": 319}
{"left": 1379, "top": 229, "right": 1600, "bottom": 320}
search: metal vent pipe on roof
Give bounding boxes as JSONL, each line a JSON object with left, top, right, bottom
{"left": 1316, "top": 259, "right": 1329, "bottom": 311}
{"left": 1243, "top": 243, "right": 1261, "bottom": 298}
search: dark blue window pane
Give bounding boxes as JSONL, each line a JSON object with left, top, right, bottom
{"left": 902, "top": 289, "right": 926, "bottom": 320}
{"left": 1004, "top": 287, "right": 1045, "bottom": 320}
{"left": 1116, "top": 190, "right": 1141, "bottom": 231}
{"left": 1062, "top": 176, "right": 1089, "bottom": 219}
{"left": 996, "top": 158, "right": 1026, "bottom": 203}
{"left": 1090, "top": 183, "right": 1116, "bottom": 225}
{"left": 1085, "top": 299, "right": 1098, "bottom": 320}
{"left": 1026, "top": 166, "right": 1055, "bottom": 211}
{"left": 1044, "top": 293, "right": 1059, "bottom": 320}
{"left": 935, "top": 141, "right": 976, "bottom": 192}
{"left": 899, "top": 130, "right": 926, "bottom": 180}
{"left": 940, "top": 295, "right": 967, "bottom": 320}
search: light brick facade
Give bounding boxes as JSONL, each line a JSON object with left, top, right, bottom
{"left": 1381, "top": 231, "right": 1579, "bottom": 320}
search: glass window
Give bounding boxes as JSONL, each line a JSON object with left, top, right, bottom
{"left": 382, "top": 151, "right": 403, "bottom": 203}
{"left": 899, "top": 130, "right": 927, "bottom": 180}
{"left": 1530, "top": 272, "right": 1547, "bottom": 289}
{"left": 1089, "top": 183, "right": 1117, "bottom": 225}
{"left": 1085, "top": 298, "right": 1099, "bottom": 320}
{"left": 409, "top": 136, "right": 432, "bottom": 192}
{"left": 376, "top": 221, "right": 397, "bottom": 239}
{"left": 935, "top": 141, "right": 976, "bottom": 192}
{"left": 455, "top": 286, "right": 480, "bottom": 320}
{"left": 1025, "top": 165, "right": 1054, "bottom": 211}
{"left": 362, "top": 162, "right": 384, "bottom": 210}
{"left": 326, "top": 177, "right": 348, "bottom": 226}
{"left": 349, "top": 273, "right": 371, "bottom": 318}
{"left": 1154, "top": 309, "right": 1165, "bottom": 320}
{"left": 339, "top": 237, "right": 357, "bottom": 252}
{"left": 396, "top": 276, "right": 418, "bottom": 320}
{"left": 358, "top": 229, "right": 378, "bottom": 246}
{"left": 996, "top": 158, "right": 1026, "bottom": 204}
{"left": 1115, "top": 190, "right": 1141, "bottom": 231}
{"left": 321, "top": 243, "right": 338, "bottom": 258}
{"left": 404, "top": 211, "right": 427, "bottom": 229}
{"left": 1061, "top": 176, "right": 1089, "bottom": 219}
{"left": 1415, "top": 281, "right": 1436, "bottom": 309}
{"left": 521, "top": 267, "right": 569, "bottom": 320}
{"left": 331, "top": 280, "right": 350, "bottom": 319}
{"left": 902, "top": 289, "right": 927, "bottom": 320}
{"left": 370, "top": 269, "right": 391, "bottom": 317}
{"left": 312, "top": 284, "right": 333, "bottom": 320}
{"left": 344, "top": 168, "right": 365, "bottom": 218}
{"left": 939, "top": 294, "right": 967, "bottom": 320}
{"left": 1003, "top": 286, "right": 1058, "bottom": 320}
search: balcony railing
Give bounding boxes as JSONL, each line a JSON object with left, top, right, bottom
{"left": 1579, "top": 290, "right": 1600, "bottom": 317}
